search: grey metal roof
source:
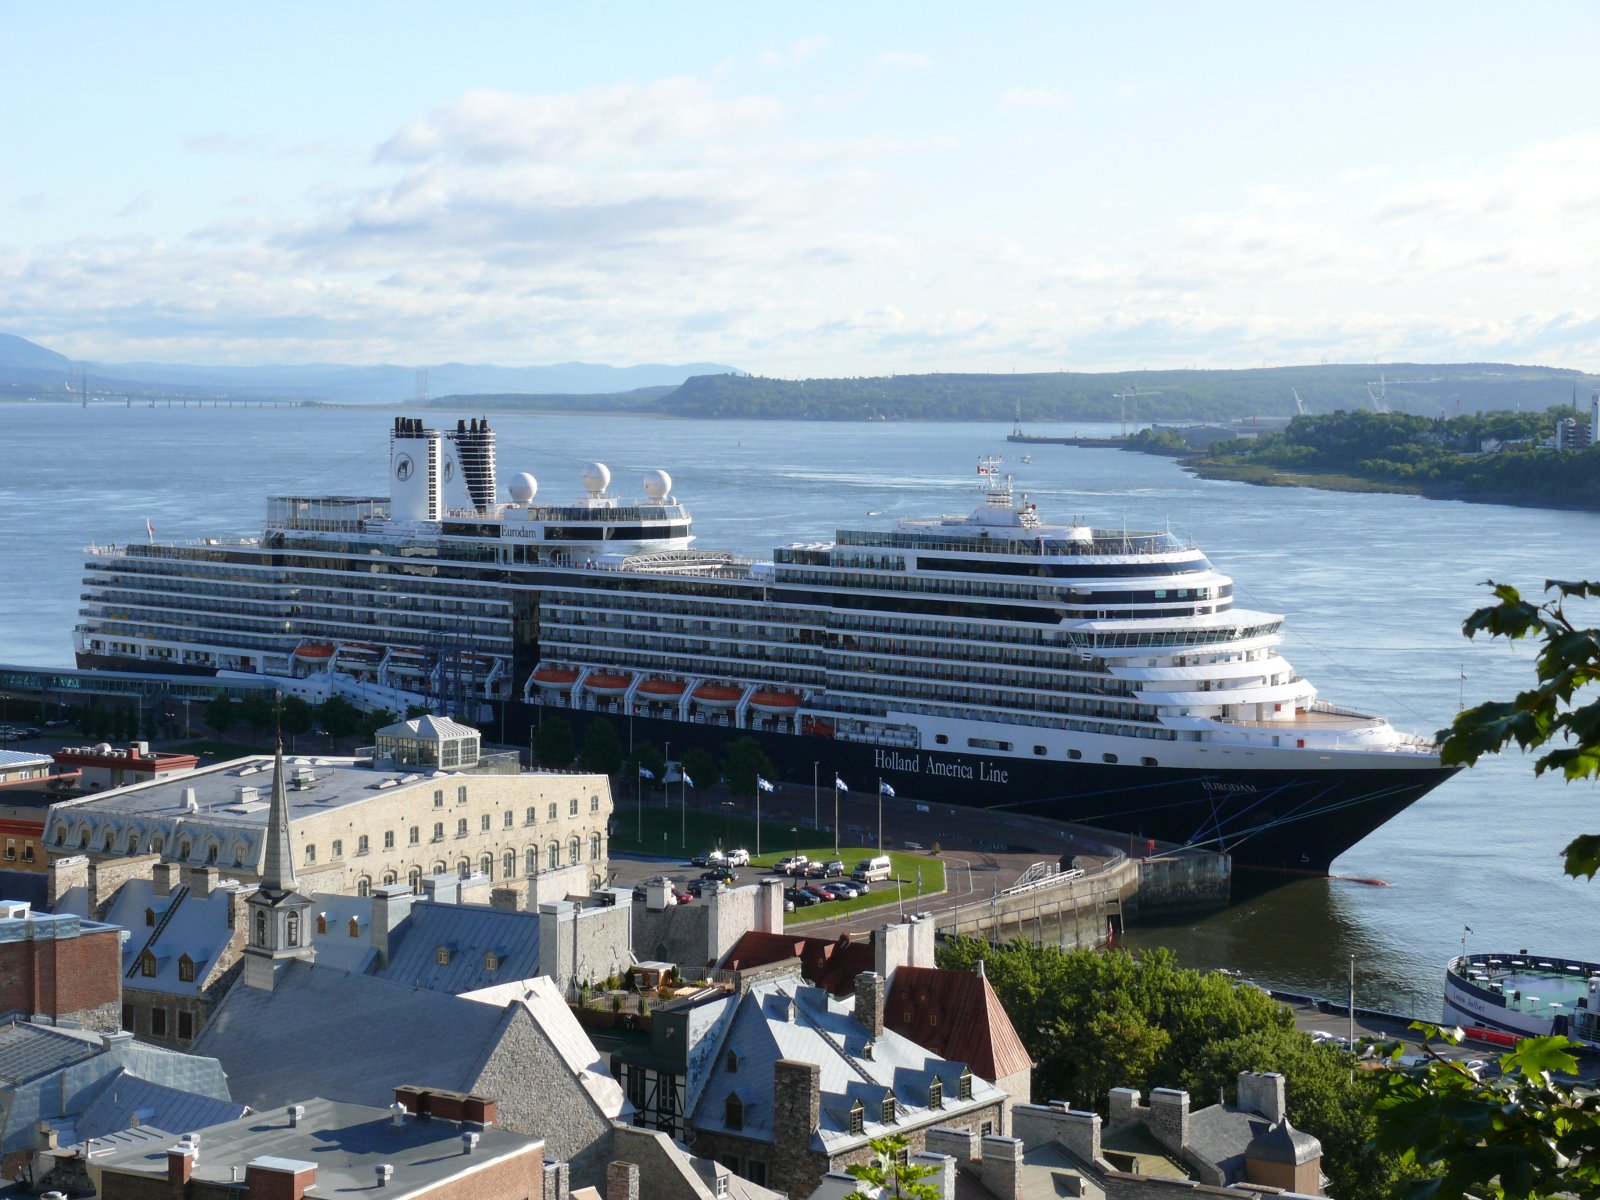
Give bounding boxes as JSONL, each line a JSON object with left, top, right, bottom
{"left": 308, "top": 892, "right": 379, "bottom": 974}
{"left": 103, "top": 879, "right": 251, "bottom": 996}
{"left": 0, "top": 1021, "right": 103, "bottom": 1086}
{"left": 75, "top": 1069, "right": 247, "bottom": 1142}
{"left": 89, "top": 1097, "right": 540, "bottom": 1196}
{"left": 190, "top": 961, "right": 514, "bottom": 1111}
{"left": 1184, "top": 1106, "right": 1269, "bottom": 1180}
{"left": 0, "top": 750, "right": 51, "bottom": 770}
{"left": 691, "top": 981, "right": 1005, "bottom": 1155}
{"left": 376, "top": 901, "right": 541, "bottom": 994}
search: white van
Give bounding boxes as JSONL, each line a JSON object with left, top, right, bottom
{"left": 852, "top": 855, "right": 892, "bottom": 883}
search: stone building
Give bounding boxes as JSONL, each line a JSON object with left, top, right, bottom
{"left": 43, "top": 718, "right": 612, "bottom": 898}
{"left": 0, "top": 900, "right": 122, "bottom": 1031}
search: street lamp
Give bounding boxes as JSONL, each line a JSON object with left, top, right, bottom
{"left": 790, "top": 826, "right": 798, "bottom": 856}
{"left": 812, "top": 761, "right": 819, "bottom": 831}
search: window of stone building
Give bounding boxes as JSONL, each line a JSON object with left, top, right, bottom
{"left": 959, "top": 1069, "right": 973, "bottom": 1101}
{"left": 547, "top": 842, "right": 559, "bottom": 871}
{"left": 331, "top": 840, "right": 343, "bottom": 859}
{"left": 848, "top": 1100, "right": 864, "bottom": 1136}
{"left": 456, "top": 819, "right": 468, "bottom": 838}
{"left": 287, "top": 911, "right": 301, "bottom": 947}
{"left": 480, "top": 814, "right": 491, "bottom": 832}
{"left": 484, "top": 951, "right": 499, "bottom": 971}
{"left": 316, "top": 914, "right": 328, "bottom": 935}
{"left": 525, "top": 848, "right": 536, "bottom": 875}
{"left": 725, "top": 1094, "right": 744, "bottom": 1131}
{"left": 502, "top": 850, "right": 515, "bottom": 879}
{"left": 357, "top": 877, "right": 370, "bottom": 897}
{"left": 436, "top": 946, "right": 451, "bottom": 966}
{"left": 547, "top": 802, "right": 557, "bottom": 822}
{"left": 305, "top": 844, "right": 316, "bottom": 864}
{"left": 590, "top": 794, "right": 600, "bottom": 812}
{"left": 383, "top": 871, "right": 397, "bottom": 886}
{"left": 409, "top": 867, "right": 422, "bottom": 893}
{"left": 151, "top": 836, "right": 163, "bottom": 854}
{"left": 178, "top": 1011, "right": 194, "bottom": 1040}
{"left": 122, "top": 1005, "right": 134, "bottom": 1031}
{"left": 233, "top": 843, "right": 245, "bottom": 867}
{"left": 432, "top": 822, "right": 443, "bottom": 842}
{"left": 384, "top": 830, "right": 395, "bottom": 850}
{"left": 179, "top": 840, "right": 191, "bottom": 859}
{"left": 980, "top": 1120, "right": 993, "bottom": 1137}
{"left": 479, "top": 853, "right": 493, "bottom": 879}
{"left": 431, "top": 860, "right": 446, "bottom": 876}
{"left": 929, "top": 1076, "right": 943, "bottom": 1110}
{"left": 881, "top": 1096, "right": 896, "bottom": 1125}
{"left": 503, "top": 810, "right": 514, "bottom": 829}
{"left": 127, "top": 832, "right": 140, "bottom": 853}
{"left": 410, "top": 825, "right": 420, "bottom": 845}
{"left": 141, "top": 951, "right": 157, "bottom": 977}
{"left": 434, "top": 789, "right": 444, "bottom": 807}
{"left": 569, "top": 797, "right": 579, "bottom": 817}
{"left": 456, "top": 858, "right": 470, "bottom": 878}
{"left": 457, "top": 786, "right": 468, "bottom": 804}
{"left": 178, "top": 956, "right": 195, "bottom": 983}
{"left": 21, "top": 842, "right": 33, "bottom": 863}
{"left": 151, "top": 1008, "right": 168, "bottom": 1037}
{"left": 358, "top": 835, "right": 370, "bottom": 855}
{"left": 590, "top": 833, "right": 601, "bottom": 861}
{"left": 568, "top": 836, "right": 580, "bottom": 865}
{"left": 744, "top": 1163, "right": 765, "bottom": 1188}
{"left": 103, "top": 830, "right": 115, "bottom": 851}
{"left": 525, "top": 806, "right": 535, "bottom": 825}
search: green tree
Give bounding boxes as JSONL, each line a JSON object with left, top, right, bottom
{"left": 204, "top": 695, "right": 236, "bottom": 737}
{"left": 314, "top": 695, "right": 362, "bottom": 741}
{"left": 236, "top": 693, "right": 276, "bottom": 745}
{"left": 278, "top": 696, "right": 315, "bottom": 743}
{"left": 682, "top": 747, "right": 719, "bottom": 793}
{"left": 533, "top": 716, "right": 575, "bottom": 769}
{"left": 359, "top": 707, "right": 399, "bottom": 743}
{"left": 721, "top": 737, "right": 772, "bottom": 797}
{"left": 1366, "top": 578, "right": 1600, "bottom": 1200}
{"left": 844, "top": 1134, "right": 941, "bottom": 1200}
{"left": 405, "top": 703, "right": 433, "bottom": 719}
{"left": 578, "top": 717, "right": 623, "bottom": 775}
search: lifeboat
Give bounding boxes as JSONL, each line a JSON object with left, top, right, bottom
{"left": 692, "top": 682, "right": 744, "bottom": 709}
{"left": 293, "top": 643, "right": 335, "bottom": 660}
{"left": 584, "top": 672, "right": 632, "bottom": 696}
{"left": 638, "top": 678, "right": 687, "bottom": 700}
{"left": 532, "top": 666, "right": 578, "bottom": 691}
{"left": 750, "top": 690, "right": 802, "bottom": 713}
{"left": 391, "top": 646, "right": 427, "bottom": 660}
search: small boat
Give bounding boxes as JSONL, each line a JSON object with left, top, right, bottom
{"left": 749, "top": 690, "right": 802, "bottom": 713}
{"left": 531, "top": 666, "right": 578, "bottom": 691}
{"left": 293, "top": 643, "right": 335, "bottom": 660}
{"left": 638, "top": 678, "right": 687, "bottom": 699}
{"left": 584, "top": 672, "right": 632, "bottom": 695}
{"left": 691, "top": 682, "right": 743, "bottom": 709}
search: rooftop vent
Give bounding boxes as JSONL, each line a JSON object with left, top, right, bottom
{"left": 185, "top": 788, "right": 200, "bottom": 813}
{"left": 287, "top": 1104, "right": 306, "bottom": 1128}
{"left": 461, "top": 1131, "right": 480, "bottom": 1155}
{"left": 233, "top": 785, "right": 257, "bottom": 805}
{"left": 376, "top": 1164, "right": 395, "bottom": 1187}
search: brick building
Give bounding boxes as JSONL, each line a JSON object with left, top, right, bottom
{"left": 0, "top": 900, "right": 121, "bottom": 1031}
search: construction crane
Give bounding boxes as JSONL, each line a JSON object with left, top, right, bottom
{"left": 1365, "top": 372, "right": 1391, "bottom": 414}
{"left": 1112, "top": 385, "right": 1163, "bottom": 437}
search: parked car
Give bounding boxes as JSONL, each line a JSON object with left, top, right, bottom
{"left": 803, "top": 861, "right": 831, "bottom": 878}
{"left": 803, "top": 885, "right": 836, "bottom": 902}
{"left": 673, "top": 890, "right": 693, "bottom": 905}
{"left": 786, "top": 888, "right": 819, "bottom": 908}
{"left": 691, "top": 850, "right": 728, "bottom": 868}
{"left": 774, "top": 854, "right": 809, "bottom": 875}
{"left": 852, "top": 855, "right": 893, "bottom": 883}
{"left": 822, "top": 881, "right": 861, "bottom": 900}
{"left": 701, "top": 866, "right": 738, "bottom": 884}
{"left": 822, "top": 859, "right": 845, "bottom": 877}
{"left": 685, "top": 879, "right": 707, "bottom": 898}
{"left": 724, "top": 848, "right": 750, "bottom": 867}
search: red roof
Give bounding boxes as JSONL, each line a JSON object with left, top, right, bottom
{"left": 886, "top": 965, "right": 1033, "bottom": 1084}
{"left": 719, "top": 929, "right": 874, "bottom": 995}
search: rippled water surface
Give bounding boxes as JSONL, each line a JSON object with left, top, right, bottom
{"left": 2, "top": 401, "right": 1596, "bottom": 1014}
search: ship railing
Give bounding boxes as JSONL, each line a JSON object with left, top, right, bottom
{"left": 85, "top": 536, "right": 263, "bottom": 555}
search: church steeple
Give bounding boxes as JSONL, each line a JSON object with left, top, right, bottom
{"left": 259, "top": 735, "right": 297, "bottom": 895}
{"left": 243, "top": 734, "right": 314, "bottom": 990}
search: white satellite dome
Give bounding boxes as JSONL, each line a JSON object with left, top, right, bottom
{"left": 508, "top": 472, "right": 538, "bottom": 503}
{"left": 581, "top": 462, "right": 611, "bottom": 495}
{"left": 642, "top": 469, "right": 672, "bottom": 500}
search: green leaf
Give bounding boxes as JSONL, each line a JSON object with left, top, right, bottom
{"left": 1502, "top": 1035, "right": 1581, "bottom": 1079}
{"left": 1563, "top": 834, "right": 1600, "bottom": 881}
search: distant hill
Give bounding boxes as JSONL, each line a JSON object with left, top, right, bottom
{"left": 657, "top": 364, "right": 1600, "bottom": 422}
{"left": 0, "top": 332, "right": 741, "bottom": 402}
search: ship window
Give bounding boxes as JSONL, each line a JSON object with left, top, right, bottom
{"left": 934, "top": 734, "right": 948, "bottom": 745}
{"left": 1141, "top": 756, "right": 1158, "bottom": 767}
{"left": 1102, "top": 753, "right": 1118, "bottom": 764}
{"left": 1067, "top": 749, "right": 1081, "bottom": 761}
{"left": 1034, "top": 745, "right": 1047, "bottom": 756}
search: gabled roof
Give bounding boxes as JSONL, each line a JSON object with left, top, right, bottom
{"left": 0, "top": 1022, "right": 102, "bottom": 1086}
{"left": 691, "top": 981, "right": 1004, "bottom": 1155}
{"left": 190, "top": 961, "right": 514, "bottom": 1111}
{"left": 885, "top": 965, "right": 1033, "bottom": 1083}
{"left": 103, "top": 879, "right": 249, "bottom": 996}
{"left": 379, "top": 715, "right": 480, "bottom": 741}
{"left": 377, "top": 901, "right": 541, "bottom": 994}
{"left": 74, "top": 1069, "right": 247, "bottom": 1142}
{"left": 719, "top": 930, "right": 874, "bottom": 995}
{"left": 1184, "top": 1106, "right": 1272, "bottom": 1181}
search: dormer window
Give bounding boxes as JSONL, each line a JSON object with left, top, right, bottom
{"left": 727, "top": 1050, "right": 739, "bottom": 1072}
{"left": 349, "top": 916, "right": 360, "bottom": 938}
{"left": 140, "top": 951, "right": 157, "bottom": 978}
{"left": 725, "top": 1093, "right": 744, "bottom": 1132}
{"left": 144, "top": 907, "right": 156, "bottom": 927}
{"left": 177, "top": 955, "right": 195, "bottom": 983}
{"left": 484, "top": 951, "right": 500, "bottom": 971}
{"left": 254, "top": 909, "right": 267, "bottom": 946}
{"left": 848, "top": 1099, "right": 864, "bottom": 1136}
{"left": 958, "top": 1068, "right": 973, "bottom": 1101}
{"left": 929, "top": 1076, "right": 943, "bottom": 1109}
{"left": 316, "top": 914, "right": 328, "bottom": 935}
{"left": 862, "top": 1040, "right": 874, "bottom": 1061}
{"left": 881, "top": 1095, "right": 896, "bottom": 1125}
{"left": 436, "top": 946, "right": 451, "bottom": 966}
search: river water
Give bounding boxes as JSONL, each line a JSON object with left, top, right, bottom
{"left": 1, "top": 401, "right": 1595, "bottom": 1015}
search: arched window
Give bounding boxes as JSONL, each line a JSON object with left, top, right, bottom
{"left": 589, "top": 832, "right": 602, "bottom": 861}
{"left": 357, "top": 877, "right": 371, "bottom": 897}
{"left": 456, "top": 858, "right": 470, "bottom": 879}
{"left": 479, "top": 853, "right": 493, "bottom": 880}
{"left": 725, "top": 1094, "right": 744, "bottom": 1131}
{"left": 150, "top": 835, "right": 164, "bottom": 854}
{"left": 525, "top": 848, "right": 537, "bottom": 875}
{"left": 502, "top": 850, "right": 516, "bottom": 879}
{"left": 178, "top": 955, "right": 195, "bottom": 983}
{"left": 382, "top": 871, "right": 398, "bottom": 886}
{"left": 568, "top": 836, "right": 581, "bottom": 865}
{"left": 126, "top": 831, "right": 140, "bottom": 853}
{"left": 547, "top": 842, "right": 559, "bottom": 871}
{"left": 206, "top": 842, "right": 218, "bottom": 864}
{"left": 254, "top": 909, "right": 267, "bottom": 946}
{"left": 286, "top": 911, "right": 300, "bottom": 947}
{"left": 431, "top": 860, "right": 446, "bottom": 877}
{"left": 408, "top": 867, "right": 422, "bottom": 893}
{"left": 316, "top": 914, "right": 328, "bottom": 935}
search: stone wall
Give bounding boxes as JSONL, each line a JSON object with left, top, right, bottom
{"left": 1135, "top": 854, "right": 1230, "bottom": 916}
{"left": 935, "top": 858, "right": 1138, "bottom": 949}
{"left": 538, "top": 900, "right": 634, "bottom": 988}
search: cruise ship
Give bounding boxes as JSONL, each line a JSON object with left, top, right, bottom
{"left": 74, "top": 417, "right": 1455, "bottom": 875}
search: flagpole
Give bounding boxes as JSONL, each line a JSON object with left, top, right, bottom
{"left": 876, "top": 778, "right": 883, "bottom": 853}
{"left": 755, "top": 779, "right": 761, "bottom": 858}
{"left": 833, "top": 782, "right": 840, "bottom": 857}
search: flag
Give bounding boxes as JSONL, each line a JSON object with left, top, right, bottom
{"left": 879, "top": 780, "right": 895, "bottom": 797}
{"left": 145, "top": 518, "right": 154, "bottom": 542}
{"left": 1464, "top": 924, "right": 1473, "bottom": 933}
{"left": 682, "top": 772, "right": 696, "bottom": 788}
{"left": 638, "top": 765, "right": 655, "bottom": 779}
{"left": 756, "top": 776, "right": 774, "bottom": 793}
{"left": 834, "top": 775, "right": 848, "bottom": 792}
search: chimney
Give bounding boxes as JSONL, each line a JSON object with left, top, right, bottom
{"left": 461, "top": 1094, "right": 497, "bottom": 1126}
{"left": 246, "top": 1157, "right": 317, "bottom": 1200}
{"left": 1107, "top": 1087, "right": 1141, "bottom": 1130}
{"left": 394, "top": 1086, "right": 430, "bottom": 1118}
{"left": 1012, "top": 1103, "right": 1103, "bottom": 1165}
{"left": 644, "top": 878, "right": 673, "bottom": 912}
{"left": 167, "top": 1148, "right": 195, "bottom": 1186}
{"left": 152, "top": 862, "right": 181, "bottom": 898}
{"left": 1148, "top": 1088, "right": 1190, "bottom": 1153}
{"left": 461, "top": 1131, "right": 480, "bottom": 1155}
{"left": 375, "top": 1164, "right": 395, "bottom": 1188}
{"left": 873, "top": 923, "right": 910, "bottom": 984}
{"left": 186, "top": 865, "right": 219, "bottom": 898}
{"left": 755, "top": 878, "right": 785, "bottom": 934}
{"left": 1237, "top": 1071, "right": 1287, "bottom": 1124}
{"left": 287, "top": 1104, "right": 307, "bottom": 1128}
{"left": 978, "top": 1135, "right": 1024, "bottom": 1200}
{"left": 854, "top": 970, "right": 885, "bottom": 1038}
{"left": 606, "top": 1160, "right": 641, "bottom": 1200}
{"left": 771, "top": 1060, "right": 821, "bottom": 1200}
{"left": 422, "top": 874, "right": 459, "bottom": 905}
{"left": 912, "top": 1152, "right": 956, "bottom": 1200}
{"left": 924, "top": 1126, "right": 980, "bottom": 1164}
{"left": 543, "top": 1160, "right": 570, "bottom": 1200}
{"left": 370, "top": 884, "right": 415, "bottom": 968}
{"left": 490, "top": 886, "right": 521, "bottom": 911}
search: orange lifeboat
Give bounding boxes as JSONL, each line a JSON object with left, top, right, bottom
{"left": 293, "top": 643, "right": 335, "bottom": 659}
{"left": 692, "top": 682, "right": 744, "bottom": 709}
{"left": 638, "top": 678, "right": 687, "bottom": 699}
{"left": 584, "top": 672, "right": 631, "bottom": 696}
{"left": 532, "top": 666, "right": 578, "bottom": 691}
{"left": 750, "top": 690, "right": 801, "bottom": 713}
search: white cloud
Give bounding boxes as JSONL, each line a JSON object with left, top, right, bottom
{"left": 997, "top": 87, "right": 1073, "bottom": 113}
{"left": 871, "top": 50, "right": 933, "bottom": 74}
{"left": 760, "top": 36, "right": 828, "bottom": 66}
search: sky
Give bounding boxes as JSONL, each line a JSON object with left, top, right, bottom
{"left": 4, "top": 1, "right": 1600, "bottom": 376}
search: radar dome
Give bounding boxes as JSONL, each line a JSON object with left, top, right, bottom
{"left": 508, "top": 473, "right": 538, "bottom": 503}
{"left": 581, "top": 462, "right": 611, "bottom": 495}
{"left": 642, "top": 469, "right": 672, "bottom": 500}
